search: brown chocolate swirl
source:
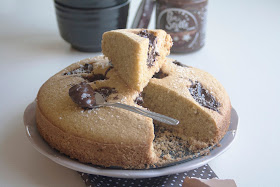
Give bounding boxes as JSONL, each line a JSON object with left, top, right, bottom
{"left": 137, "top": 30, "right": 160, "bottom": 67}
{"left": 153, "top": 69, "right": 168, "bottom": 79}
{"left": 189, "top": 80, "right": 220, "bottom": 112}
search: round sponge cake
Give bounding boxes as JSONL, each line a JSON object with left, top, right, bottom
{"left": 36, "top": 56, "right": 231, "bottom": 169}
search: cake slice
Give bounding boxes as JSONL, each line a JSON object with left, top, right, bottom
{"left": 142, "top": 58, "right": 232, "bottom": 152}
{"left": 102, "top": 29, "right": 172, "bottom": 91}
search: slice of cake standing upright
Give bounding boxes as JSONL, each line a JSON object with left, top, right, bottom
{"left": 102, "top": 29, "right": 172, "bottom": 91}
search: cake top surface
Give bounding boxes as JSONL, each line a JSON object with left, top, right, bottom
{"left": 150, "top": 58, "right": 230, "bottom": 116}
{"left": 37, "top": 56, "right": 154, "bottom": 145}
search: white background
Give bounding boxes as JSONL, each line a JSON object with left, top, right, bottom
{"left": 0, "top": 0, "right": 279, "bottom": 186}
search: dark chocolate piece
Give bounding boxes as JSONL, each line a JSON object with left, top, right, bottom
{"left": 94, "top": 87, "right": 117, "bottom": 101}
{"left": 134, "top": 93, "right": 144, "bottom": 106}
{"left": 113, "top": 95, "right": 119, "bottom": 100}
{"left": 64, "top": 63, "right": 93, "bottom": 75}
{"left": 69, "top": 82, "right": 96, "bottom": 109}
{"left": 104, "top": 66, "right": 113, "bottom": 77}
{"left": 82, "top": 66, "right": 113, "bottom": 82}
{"left": 172, "top": 60, "right": 189, "bottom": 68}
{"left": 153, "top": 69, "right": 168, "bottom": 79}
{"left": 137, "top": 30, "right": 160, "bottom": 67}
{"left": 188, "top": 80, "right": 220, "bottom": 112}
{"left": 82, "top": 74, "right": 107, "bottom": 82}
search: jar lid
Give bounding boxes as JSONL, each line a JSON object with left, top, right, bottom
{"left": 131, "top": 0, "right": 155, "bottom": 28}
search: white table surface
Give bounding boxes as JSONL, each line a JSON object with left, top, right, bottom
{"left": 0, "top": 0, "right": 279, "bottom": 186}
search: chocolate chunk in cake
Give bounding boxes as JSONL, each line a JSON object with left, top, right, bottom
{"left": 69, "top": 82, "right": 96, "bottom": 109}
{"left": 172, "top": 60, "right": 189, "bottom": 68}
{"left": 137, "top": 30, "right": 160, "bottom": 67}
{"left": 82, "top": 66, "right": 113, "bottom": 82}
{"left": 134, "top": 93, "right": 144, "bottom": 106}
{"left": 64, "top": 63, "right": 93, "bottom": 75}
{"left": 153, "top": 69, "right": 168, "bottom": 79}
{"left": 104, "top": 66, "right": 113, "bottom": 76}
{"left": 94, "top": 87, "right": 117, "bottom": 101}
{"left": 82, "top": 74, "right": 107, "bottom": 82}
{"left": 189, "top": 80, "right": 220, "bottom": 112}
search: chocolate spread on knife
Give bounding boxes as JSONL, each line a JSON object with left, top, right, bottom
{"left": 69, "top": 82, "right": 96, "bottom": 109}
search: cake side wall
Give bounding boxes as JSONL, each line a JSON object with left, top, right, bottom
{"left": 36, "top": 105, "right": 157, "bottom": 169}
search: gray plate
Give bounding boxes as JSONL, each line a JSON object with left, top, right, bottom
{"left": 23, "top": 101, "right": 238, "bottom": 178}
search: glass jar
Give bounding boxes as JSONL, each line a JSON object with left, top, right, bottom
{"left": 156, "top": 0, "right": 208, "bottom": 53}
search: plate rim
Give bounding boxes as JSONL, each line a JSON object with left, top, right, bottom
{"left": 23, "top": 101, "right": 238, "bottom": 178}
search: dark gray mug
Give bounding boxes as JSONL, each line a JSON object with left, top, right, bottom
{"left": 54, "top": 0, "right": 130, "bottom": 52}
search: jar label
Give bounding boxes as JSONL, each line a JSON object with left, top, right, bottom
{"left": 157, "top": 8, "right": 199, "bottom": 48}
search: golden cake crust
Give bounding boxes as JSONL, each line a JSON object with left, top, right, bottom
{"left": 36, "top": 56, "right": 157, "bottom": 169}
{"left": 36, "top": 106, "right": 156, "bottom": 168}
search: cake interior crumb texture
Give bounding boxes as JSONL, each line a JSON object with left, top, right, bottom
{"left": 102, "top": 29, "right": 172, "bottom": 92}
